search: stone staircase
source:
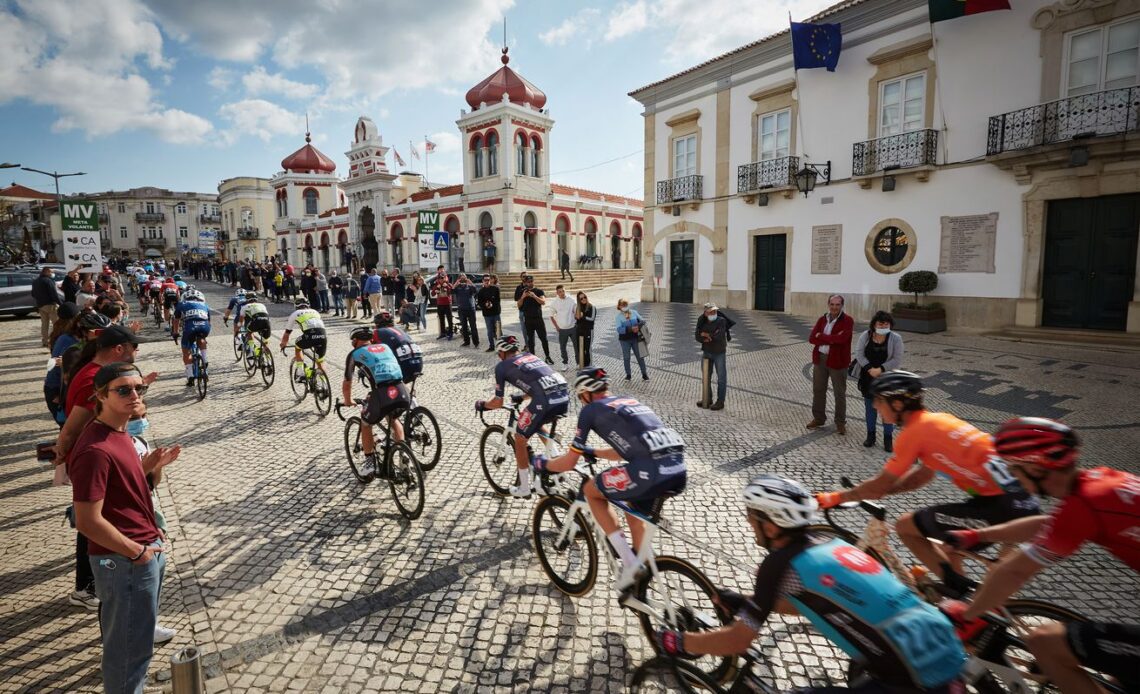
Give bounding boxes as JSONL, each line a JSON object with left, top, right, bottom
{"left": 497, "top": 268, "right": 644, "bottom": 294}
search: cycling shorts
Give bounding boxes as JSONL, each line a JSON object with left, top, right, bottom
{"left": 180, "top": 322, "right": 211, "bottom": 350}
{"left": 516, "top": 400, "right": 569, "bottom": 439}
{"left": 245, "top": 315, "right": 271, "bottom": 339}
{"left": 1068, "top": 621, "right": 1140, "bottom": 689}
{"left": 594, "top": 453, "right": 687, "bottom": 516}
{"left": 295, "top": 329, "right": 327, "bottom": 359}
{"left": 913, "top": 490, "right": 1040, "bottom": 545}
{"left": 362, "top": 381, "right": 410, "bottom": 425}
{"left": 163, "top": 294, "right": 178, "bottom": 307}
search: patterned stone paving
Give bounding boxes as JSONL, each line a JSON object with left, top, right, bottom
{"left": 1, "top": 279, "right": 1138, "bottom": 693}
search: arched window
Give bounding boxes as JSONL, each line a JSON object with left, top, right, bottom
{"left": 390, "top": 222, "right": 403, "bottom": 241}
{"left": 523, "top": 211, "right": 537, "bottom": 229}
{"left": 445, "top": 215, "right": 461, "bottom": 234}
{"left": 516, "top": 132, "right": 528, "bottom": 176}
{"left": 478, "top": 211, "right": 493, "bottom": 231}
{"left": 486, "top": 131, "right": 499, "bottom": 176}
{"left": 303, "top": 188, "right": 319, "bottom": 215}
{"left": 471, "top": 135, "right": 484, "bottom": 178}
{"left": 530, "top": 136, "right": 541, "bottom": 177}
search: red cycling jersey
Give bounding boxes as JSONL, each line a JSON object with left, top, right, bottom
{"left": 1025, "top": 467, "right": 1140, "bottom": 572}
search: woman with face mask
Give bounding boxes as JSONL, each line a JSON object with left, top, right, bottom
{"left": 853, "top": 310, "right": 905, "bottom": 451}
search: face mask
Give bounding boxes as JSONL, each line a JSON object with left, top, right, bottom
{"left": 875, "top": 327, "right": 891, "bottom": 335}
{"left": 127, "top": 418, "right": 150, "bottom": 437}
{"left": 707, "top": 312, "right": 717, "bottom": 320}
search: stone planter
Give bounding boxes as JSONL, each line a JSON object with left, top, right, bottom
{"left": 893, "top": 306, "right": 946, "bottom": 334}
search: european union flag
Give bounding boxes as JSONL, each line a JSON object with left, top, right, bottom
{"left": 791, "top": 21, "right": 842, "bottom": 72}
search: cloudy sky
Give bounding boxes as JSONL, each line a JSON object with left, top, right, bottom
{"left": 0, "top": 0, "right": 835, "bottom": 200}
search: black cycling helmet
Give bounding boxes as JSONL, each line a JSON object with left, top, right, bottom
{"left": 77, "top": 311, "right": 112, "bottom": 331}
{"left": 495, "top": 335, "right": 520, "bottom": 353}
{"left": 294, "top": 298, "right": 309, "bottom": 309}
{"left": 869, "top": 370, "right": 924, "bottom": 410}
{"left": 574, "top": 366, "right": 609, "bottom": 396}
{"left": 373, "top": 310, "right": 394, "bottom": 328}
{"left": 350, "top": 326, "right": 373, "bottom": 342}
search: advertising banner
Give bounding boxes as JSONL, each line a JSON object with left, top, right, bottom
{"left": 418, "top": 233, "right": 440, "bottom": 269}
{"left": 60, "top": 200, "right": 103, "bottom": 272}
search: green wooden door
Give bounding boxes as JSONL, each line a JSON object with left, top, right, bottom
{"left": 669, "top": 240, "right": 694, "bottom": 304}
{"left": 753, "top": 234, "right": 787, "bottom": 311}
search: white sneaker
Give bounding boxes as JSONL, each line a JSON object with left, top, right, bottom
{"left": 509, "top": 483, "right": 532, "bottom": 499}
{"left": 68, "top": 590, "right": 99, "bottom": 610}
{"left": 616, "top": 561, "right": 647, "bottom": 595}
{"left": 153, "top": 625, "right": 176, "bottom": 644}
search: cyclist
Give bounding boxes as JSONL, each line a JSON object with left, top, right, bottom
{"left": 222, "top": 288, "right": 247, "bottom": 336}
{"left": 146, "top": 273, "right": 163, "bottom": 311}
{"left": 815, "top": 370, "right": 1039, "bottom": 591}
{"left": 161, "top": 275, "right": 181, "bottom": 326}
{"left": 943, "top": 417, "right": 1140, "bottom": 694}
{"left": 279, "top": 298, "right": 327, "bottom": 373}
{"left": 536, "top": 366, "right": 686, "bottom": 592}
{"left": 342, "top": 326, "right": 408, "bottom": 479}
{"left": 173, "top": 274, "right": 187, "bottom": 291}
{"left": 138, "top": 273, "right": 154, "bottom": 312}
{"left": 656, "top": 474, "right": 966, "bottom": 693}
{"left": 475, "top": 335, "right": 570, "bottom": 498}
{"left": 172, "top": 289, "right": 211, "bottom": 387}
{"left": 372, "top": 311, "right": 423, "bottom": 385}
{"left": 237, "top": 292, "right": 272, "bottom": 350}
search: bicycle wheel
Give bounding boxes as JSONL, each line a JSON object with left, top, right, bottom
{"left": 343, "top": 417, "right": 371, "bottom": 483}
{"left": 312, "top": 370, "right": 332, "bottom": 417}
{"left": 478, "top": 425, "right": 517, "bottom": 496}
{"left": 232, "top": 332, "right": 243, "bottom": 361}
{"left": 194, "top": 354, "right": 207, "bottom": 401}
{"left": 630, "top": 657, "right": 730, "bottom": 694}
{"left": 531, "top": 495, "right": 598, "bottom": 596}
{"left": 386, "top": 442, "right": 425, "bottom": 520}
{"left": 636, "top": 555, "right": 737, "bottom": 685}
{"left": 259, "top": 348, "right": 275, "bottom": 387}
{"left": 242, "top": 341, "right": 257, "bottom": 377}
{"left": 289, "top": 361, "right": 308, "bottom": 401}
{"left": 404, "top": 406, "right": 441, "bottom": 471}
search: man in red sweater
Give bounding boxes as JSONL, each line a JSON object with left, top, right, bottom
{"left": 807, "top": 294, "right": 854, "bottom": 434}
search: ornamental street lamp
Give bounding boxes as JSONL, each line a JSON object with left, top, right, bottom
{"left": 794, "top": 161, "right": 831, "bottom": 198}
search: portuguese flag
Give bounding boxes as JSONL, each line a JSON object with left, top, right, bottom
{"left": 929, "top": 0, "right": 1010, "bottom": 22}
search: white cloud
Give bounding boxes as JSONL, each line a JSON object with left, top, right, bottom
{"left": 539, "top": 8, "right": 601, "bottom": 46}
{"left": 0, "top": 0, "right": 211, "bottom": 143}
{"left": 207, "top": 66, "right": 235, "bottom": 91}
{"left": 241, "top": 66, "right": 319, "bottom": 101}
{"left": 217, "top": 99, "right": 302, "bottom": 144}
{"left": 603, "top": 2, "right": 647, "bottom": 42}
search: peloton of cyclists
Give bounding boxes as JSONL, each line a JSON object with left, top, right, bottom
{"left": 475, "top": 335, "right": 570, "bottom": 498}
{"left": 280, "top": 298, "right": 327, "bottom": 373}
{"left": 342, "top": 326, "right": 409, "bottom": 480}
{"left": 171, "top": 288, "right": 212, "bottom": 387}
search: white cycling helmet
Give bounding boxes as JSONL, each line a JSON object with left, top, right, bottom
{"left": 741, "top": 475, "right": 820, "bottom": 529}
{"left": 574, "top": 366, "right": 609, "bottom": 395}
{"left": 235, "top": 288, "right": 246, "bottom": 298}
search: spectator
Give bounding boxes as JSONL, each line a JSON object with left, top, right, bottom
{"left": 560, "top": 249, "right": 574, "bottom": 282}
{"left": 512, "top": 271, "right": 529, "bottom": 328}
{"left": 345, "top": 274, "right": 361, "bottom": 319}
{"left": 409, "top": 274, "right": 429, "bottom": 332}
{"left": 75, "top": 279, "right": 98, "bottom": 309}
{"left": 430, "top": 266, "right": 454, "bottom": 340}
{"left": 574, "top": 291, "right": 595, "bottom": 366}
{"left": 284, "top": 263, "right": 297, "bottom": 300}
{"left": 70, "top": 362, "right": 178, "bottom": 694}
{"left": 854, "top": 310, "right": 904, "bottom": 451}
{"left": 516, "top": 274, "right": 551, "bottom": 361}
{"left": 300, "top": 268, "right": 317, "bottom": 308}
{"left": 329, "top": 270, "right": 344, "bottom": 316}
{"left": 452, "top": 273, "right": 480, "bottom": 347}
{"left": 483, "top": 239, "right": 496, "bottom": 270}
{"left": 363, "top": 269, "right": 381, "bottom": 317}
{"left": 32, "top": 266, "right": 62, "bottom": 348}
{"left": 615, "top": 298, "right": 649, "bottom": 381}
{"left": 44, "top": 302, "right": 80, "bottom": 423}
{"left": 549, "top": 284, "right": 578, "bottom": 369}
{"left": 391, "top": 268, "right": 406, "bottom": 313}
{"left": 272, "top": 268, "right": 284, "bottom": 303}
{"left": 62, "top": 270, "right": 81, "bottom": 304}
{"left": 315, "top": 270, "right": 330, "bottom": 313}
{"left": 695, "top": 302, "right": 736, "bottom": 411}
{"left": 476, "top": 274, "right": 501, "bottom": 351}
{"left": 807, "top": 294, "right": 855, "bottom": 435}
{"left": 380, "top": 269, "right": 395, "bottom": 312}
{"left": 398, "top": 298, "right": 417, "bottom": 331}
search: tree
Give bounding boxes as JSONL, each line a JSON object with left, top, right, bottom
{"left": 898, "top": 271, "right": 938, "bottom": 308}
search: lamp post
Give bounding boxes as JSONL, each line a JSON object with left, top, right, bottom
{"left": 794, "top": 161, "right": 831, "bottom": 198}
{"left": 1, "top": 162, "right": 21, "bottom": 169}
{"left": 21, "top": 167, "right": 87, "bottom": 259}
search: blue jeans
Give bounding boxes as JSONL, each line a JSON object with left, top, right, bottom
{"left": 317, "top": 290, "right": 329, "bottom": 312}
{"left": 417, "top": 302, "right": 428, "bottom": 330}
{"left": 702, "top": 351, "right": 727, "bottom": 403}
{"left": 331, "top": 291, "right": 344, "bottom": 312}
{"left": 90, "top": 542, "right": 165, "bottom": 694}
{"left": 484, "top": 314, "right": 500, "bottom": 344}
{"left": 864, "top": 396, "right": 895, "bottom": 437}
{"left": 620, "top": 338, "right": 648, "bottom": 378}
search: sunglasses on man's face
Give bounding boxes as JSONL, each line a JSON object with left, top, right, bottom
{"left": 110, "top": 384, "right": 149, "bottom": 398}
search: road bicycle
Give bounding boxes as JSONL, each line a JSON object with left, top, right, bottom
{"left": 240, "top": 330, "right": 275, "bottom": 387}
{"left": 231, "top": 325, "right": 246, "bottom": 361}
{"left": 285, "top": 344, "right": 332, "bottom": 416}
{"left": 531, "top": 453, "right": 735, "bottom": 685}
{"left": 188, "top": 338, "right": 208, "bottom": 400}
{"left": 402, "top": 378, "right": 441, "bottom": 472}
{"left": 477, "top": 395, "right": 575, "bottom": 497}
{"left": 336, "top": 397, "right": 425, "bottom": 520}
{"left": 151, "top": 296, "right": 162, "bottom": 326}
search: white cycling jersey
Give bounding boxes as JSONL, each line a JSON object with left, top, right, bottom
{"left": 285, "top": 308, "right": 325, "bottom": 334}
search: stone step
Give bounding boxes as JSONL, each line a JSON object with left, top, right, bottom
{"left": 983, "top": 326, "right": 1140, "bottom": 351}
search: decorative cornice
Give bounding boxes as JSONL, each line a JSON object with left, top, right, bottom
{"left": 866, "top": 34, "right": 932, "bottom": 65}
{"left": 665, "top": 109, "right": 701, "bottom": 128}
{"left": 1032, "top": 0, "right": 1115, "bottom": 29}
{"left": 748, "top": 79, "right": 796, "bottom": 102}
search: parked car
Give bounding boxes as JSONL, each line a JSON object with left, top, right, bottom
{"left": 0, "top": 270, "right": 65, "bottom": 317}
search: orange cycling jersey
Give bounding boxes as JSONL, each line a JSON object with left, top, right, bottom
{"left": 883, "top": 410, "right": 1007, "bottom": 497}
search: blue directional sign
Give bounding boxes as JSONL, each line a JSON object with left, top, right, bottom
{"left": 433, "top": 231, "right": 449, "bottom": 251}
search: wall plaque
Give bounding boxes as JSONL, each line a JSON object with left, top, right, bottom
{"left": 939, "top": 213, "right": 997, "bottom": 274}
{"left": 811, "top": 224, "right": 842, "bottom": 274}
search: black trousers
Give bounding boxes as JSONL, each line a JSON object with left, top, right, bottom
{"left": 577, "top": 330, "right": 593, "bottom": 366}
{"left": 524, "top": 317, "right": 550, "bottom": 358}
{"left": 76, "top": 532, "right": 93, "bottom": 592}
{"left": 458, "top": 309, "right": 479, "bottom": 344}
{"left": 437, "top": 305, "right": 454, "bottom": 336}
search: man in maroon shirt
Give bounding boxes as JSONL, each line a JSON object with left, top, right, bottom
{"left": 71, "top": 362, "right": 179, "bottom": 694}
{"left": 431, "top": 265, "right": 454, "bottom": 340}
{"left": 807, "top": 294, "right": 854, "bottom": 435}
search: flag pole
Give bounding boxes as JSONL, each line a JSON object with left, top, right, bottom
{"left": 789, "top": 12, "right": 810, "bottom": 161}
{"left": 930, "top": 22, "right": 950, "bottom": 164}
{"left": 424, "top": 135, "right": 430, "bottom": 188}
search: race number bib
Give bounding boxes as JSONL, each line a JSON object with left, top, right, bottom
{"left": 538, "top": 373, "right": 567, "bottom": 392}
{"left": 641, "top": 427, "right": 685, "bottom": 453}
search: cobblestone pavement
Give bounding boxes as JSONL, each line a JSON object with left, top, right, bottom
{"left": 2, "top": 280, "right": 1138, "bottom": 693}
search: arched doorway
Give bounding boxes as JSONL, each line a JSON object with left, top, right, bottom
{"left": 584, "top": 218, "right": 597, "bottom": 258}
{"left": 320, "top": 232, "right": 330, "bottom": 271}
{"left": 632, "top": 224, "right": 642, "bottom": 269}
{"left": 446, "top": 215, "right": 462, "bottom": 271}
{"left": 390, "top": 223, "right": 404, "bottom": 268}
{"left": 337, "top": 230, "right": 348, "bottom": 270}
{"left": 556, "top": 215, "right": 570, "bottom": 259}
{"left": 303, "top": 234, "right": 314, "bottom": 267}
{"left": 359, "top": 207, "right": 378, "bottom": 270}
{"left": 610, "top": 221, "right": 622, "bottom": 269}
{"left": 523, "top": 211, "right": 537, "bottom": 269}
{"left": 279, "top": 238, "right": 287, "bottom": 262}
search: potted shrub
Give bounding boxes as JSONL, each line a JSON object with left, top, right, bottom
{"left": 892, "top": 270, "right": 946, "bottom": 333}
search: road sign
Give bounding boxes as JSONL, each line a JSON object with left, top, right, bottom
{"left": 433, "top": 231, "right": 449, "bottom": 251}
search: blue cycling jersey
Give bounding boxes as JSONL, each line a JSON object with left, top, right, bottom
{"left": 373, "top": 327, "right": 423, "bottom": 384}
{"left": 570, "top": 395, "right": 685, "bottom": 465}
{"left": 344, "top": 343, "right": 403, "bottom": 386}
{"left": 175, "top": 280, "right": 187, "bottom": 290}
{"left": 174, "top": 300, "right": 211, "bottom": 325}
{"left": 493, "top": 352, "right": 569, "bottom": 406}
{"left": 226, "top": 296, "right": 244, "bottom": 312}
{"left": 740, "top": 536, "right": 965, "bottom": 690}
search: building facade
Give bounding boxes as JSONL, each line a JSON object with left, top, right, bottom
{"left": 629, "top": 0, "right": 1140, "bottom": 333}
{"left": 218, "top": 176, "right": 276, "bottom": 261}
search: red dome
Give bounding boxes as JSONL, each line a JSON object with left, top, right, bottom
{"left": 281, "top": 134, "right": 336, "bottom": 173}
{"left": 465, "top": 48, "right": 547, "bottom": 111}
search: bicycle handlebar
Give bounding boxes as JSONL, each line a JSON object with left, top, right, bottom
{"left": 825, "top": 476, "right": 888, "bottom": 523}
{"left": 334, "top": 397, "right": 367, "bottom": 422}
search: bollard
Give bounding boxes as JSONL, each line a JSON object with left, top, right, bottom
{"left": 701, "top": 356, "right": 711, "bottom": 408}
{"left": 171, "top": 646, "right": 204, "bottom": 694}
{"left": 578, "top": 334, "right": 584, "bottom": 369}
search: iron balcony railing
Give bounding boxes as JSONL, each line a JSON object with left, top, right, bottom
{"left": 737, "top": 156, "right": 800, "bottom": 193}
{"left": 135, "top": 212, "right": 165, "bottom": 222}
{"left": 199, "top": 214, "right": 221, "bottom": 223}
{"left": 139, "top": 237, "right": 166, "bottom": 248}
{"left": 852, "top": 129, "right": 938, "bottom": 176}
{"left": 987, "top": 86, "right": 1140, "bottom": 156}
{"left": 237, "top": 227, "right": 259, "bottom": 240}
{"left": 217, "top": 231, "right": 229, "bottom": 241}
{"left": 656, "top": 174, "right": 703, "bottom": 204}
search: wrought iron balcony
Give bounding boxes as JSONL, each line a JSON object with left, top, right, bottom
{"left": 237, "top": 227, "right": 259, "bottom": 240}
{"left": 852, "top": 129, "right": 938, "bottom": 176}
{"left": 135, "top": 212, "right": 165, "bottom": 222}
{"left": 217, "top": 231, "right": 229, "bottom": 241}
{"left": 139, "top": 237, "right": 166, "bottom": 248}
{"left": 656, "top": 174, "right": 703, "bottom": 205}
{"left": 199, "top": 213, "right": 221, "bottom": 223}
{"left": 98, "top": 213, "right": 109, "bottom": 223}
{"left": 987, "top": 86, "right": 1140, "bottom": 156}
{"left": 737, "top": 156, "right": 800, "bottom": 193}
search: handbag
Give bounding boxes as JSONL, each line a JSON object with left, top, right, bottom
{"left": 637, "top": 319, "right": 652, "bottom": 347}
{"left": 848, "top": 359, "right": 858, "bottom": 377}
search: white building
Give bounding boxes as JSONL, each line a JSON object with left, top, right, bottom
{"left": 629, "top": 0, "right": 1140, "bottom": 333}
{"left": 218, "top": 176, "right": 276, "bottom": 261}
